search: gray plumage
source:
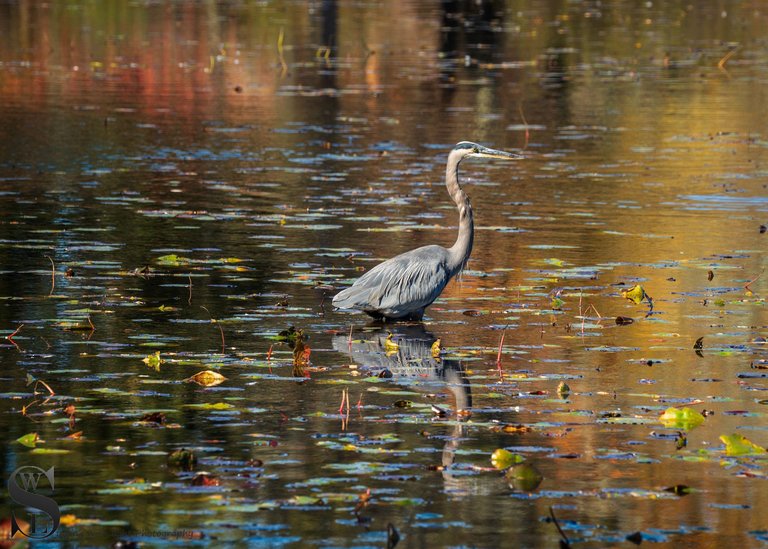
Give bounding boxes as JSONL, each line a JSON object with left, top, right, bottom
{"left": 333, "top": 141, "right": 520, "bottom": 321}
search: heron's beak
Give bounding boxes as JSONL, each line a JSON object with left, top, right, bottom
{"left": 472, "top": 146, "right": 523, "bottom": 160}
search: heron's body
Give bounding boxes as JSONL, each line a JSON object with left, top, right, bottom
{"left": 333, "top": 142, "right": 519, "bottom": 321}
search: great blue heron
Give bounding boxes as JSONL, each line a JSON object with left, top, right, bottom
{"left": 332, "top": 141, "right": 521, "bottom": 320}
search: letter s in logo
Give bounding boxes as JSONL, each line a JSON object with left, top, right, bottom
{"left": 7, "top": 466, "right": 60, "bottom": 539}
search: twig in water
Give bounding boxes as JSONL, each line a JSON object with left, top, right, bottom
{"left": 34, "top": 379, "right": 55, "bottom": 396}
{"left": 518, "top": 103, "right": 530, "bottom": 150}
{"left": 45, "top": 256, "right": 55, "bottom": 296}
{"left": 21, "top": 400, "right": 41, "bottom": 419}
{"left": 188, "top": 275, "right": 193, "bottom": 305}
{"left": 6, "top": 323, "right": 23, "bottom": 342}
{"left": 549, "top": 506, "right": 572, "bottom": 548}
{"left": 496, "top": 326, "right": 507, "bottom": 381}
{"left": 201, "top": 306, "right": 226, "bottom": 353}
{"left": 339, "top": 388, "right": 350, "bottom": 415}
{"left": 717, "top": 46, "right": 738, "bottom": 71}
{"left": 744, "top": 269, "right": 764, "bottom": 294}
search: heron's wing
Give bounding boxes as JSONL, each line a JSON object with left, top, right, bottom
{"left": 333, "top": 246, "right": 452, "bottom": 318}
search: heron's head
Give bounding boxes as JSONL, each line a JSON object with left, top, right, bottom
{"left": 454, "top": 141, "right": 521, "bottom": 161}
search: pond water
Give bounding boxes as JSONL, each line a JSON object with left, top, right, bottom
{"left": 0, "top": 1, "right": 767, "bottom": 547}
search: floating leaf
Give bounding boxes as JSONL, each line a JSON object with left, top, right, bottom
{"left": 184, "top": 402, "right": 234, "bottom": 410}
{"left": 621, "top": 285, "right": 648, "bottom": 305}
{"left": 720, "top": 434, "right": 766, "bottom": 456}
{"left": 30, "top": 448, "right": 70, "bottom": 455}
{"left": 557, "top": 381, "right": 570, "bottom": 399}
{"left": 491, "top": 448, "right": 523, "bottom": 470}
{"left": 659, "top": 407, "right": 704, "bottom": 430}
{"left": 664, "top": 484, "right": 692, "bottom": 496}
{"left": 275, "top": 326, "right": 302, "bottom": 344}
{"left": 142, "top": 351, "right": 162, "bottom": 371}
{"left": 168, "top": 448, "right": 197, "bottom": 470}
{"left": 384, "top": 333, "right": 399, "bottom": 354}
{"left": 138, "top": 412, "right": 166, "bottom": 425}
{"left": 156, "top": 254, "right": 191, "bottom": 266}
{"left": 186, "top": 370, "right": 227, "bottom": 387}
{"left": 431, "top": 338, "right": 442, "bottom": 358}
{"left": 17, "top": 432, "right": 39, "bottom": 448}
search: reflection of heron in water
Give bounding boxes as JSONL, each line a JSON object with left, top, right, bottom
{"left": 332, "top": 323, "right": 474, "bottom": 494}
{"left": 333, "top": 142, "right": 520, "bottom": 321}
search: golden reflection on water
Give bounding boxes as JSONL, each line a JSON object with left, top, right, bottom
{"left": 0, "top": 1, "right": 766, "bottom": 547}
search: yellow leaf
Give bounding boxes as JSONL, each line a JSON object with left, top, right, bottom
{"left": 142, "top": 351, "right": 162, "bottom": 371}
{"left": 720, "top": 433, "right": 766, "bottom": 456}
{"left": 384, "top": 333, "right": 399, "bottom": 354}
{"left": 659, "top": 407, "right": 705, "bottom": 430}
{"left": 60, "top": 514, "right": 80, "bottom": 527}
{"left": 621, "top": 284, "right": 647, "bottom": 305}
{"left": 186, "top": 370, "right": 227, "bottom": 387}
{"left": 17, "top": 432, "right": 39, "bottom": 448}
{"left": 431, "top": 338, "right": 442, "bottom": 358}
{"left": 491, "top": 448, "right": 523, "bottom": 470}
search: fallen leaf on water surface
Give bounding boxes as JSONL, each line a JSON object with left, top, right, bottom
{"left": 30, "top": 448, "right": 70, "bottom": 455}
{"left": 431, "top": 338, "right": 442, "bottom": 358}
{"left": 17, "top": 432, "right": 39, "bottom": 448}
{"left": 384, "top": 333, "right": 400, "bottom": 354}
{"left": 720, "top": 434, "right": 766, "bottom": 456}
{"left": 659, "top": 407, "right": 705, "bottom": 430}
{"left": 142, "top": 351, "right": 163, "bottom": 371}
{"left": 168, "top": 448, "right": 197, "bottom": 470}
{"left": 184, "top": 402, "right": 234, "bottom": 410}
{"left": 186, "top": 370, "right": 227, "bottom": 387}
{"left": 155, "top": 254, "right": 191, "bottom": 266}
{"left": 274, "top": 326, "right": 303, "bottom": 345}
{"left": 663, "top": 484, "right": 692, "bottom": 496}
{"left": 497, "top": 424, "right": 534, "bottom": 434}
{"left": 491, "top": 448, "right": 524, "bottom": 470}
{"left": 621, "top": 284, "right": 649, "bottom": 305}
{"left": 191, "top": 473, "right": 221, "bottom": 486}
{"left": 138, "top": 412, "right": 166, "bottom": 425}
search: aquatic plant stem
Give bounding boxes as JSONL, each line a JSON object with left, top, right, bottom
{"left": 6, "top": 323, "right": 23, "bottom": 341}
{"left": 548, "top": 506, "right": 571, "bottom": 548}
{"left": 201, "top": 306, "right": 225, "bottom": 353}
{"left": 744, "top": 269, "right": 764, "bottom": 294}
{"left": 518, "top": 103, "right": 530, "bottom": 150}
{"left": 46, "top": 255, "right": 55, "bottom": 296}
{"left": 277, "top": 28, "right": 288, "bottom": 77}
{"left": 496, "top": 326, "right": 507, "bottom": 381}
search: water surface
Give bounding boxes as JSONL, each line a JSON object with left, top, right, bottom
{"left": 0, "top": 1, "right": 766, "bottom": 547}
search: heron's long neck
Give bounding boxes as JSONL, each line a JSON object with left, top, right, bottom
{"left": 446, "top": 151, "right": 474, "bottom": 275}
